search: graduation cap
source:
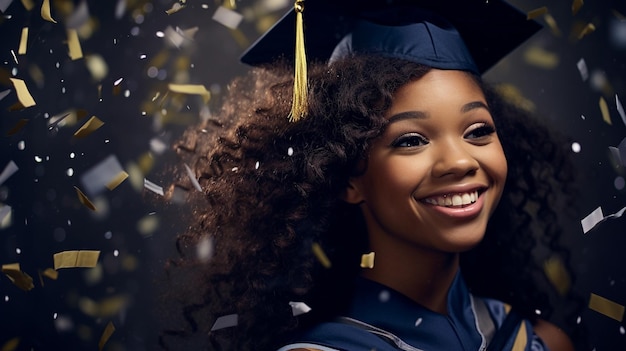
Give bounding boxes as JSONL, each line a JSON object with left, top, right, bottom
{"left": 241, "top": 0, "right": 541, "bottom": 121}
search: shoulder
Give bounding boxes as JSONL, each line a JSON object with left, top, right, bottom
{"left": 533, "top": 319, "right": 575, "bottom": 351}
{"left": 276, "top": 320, "right": 394, "bottom": 351}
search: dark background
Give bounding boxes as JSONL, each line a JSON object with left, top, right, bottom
{"left": 0, "top": 0, "right": 624, "bottom": 350}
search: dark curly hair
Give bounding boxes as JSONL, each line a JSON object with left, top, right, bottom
{"left": 160, "top": 55, "right": 584, "bottom": 350}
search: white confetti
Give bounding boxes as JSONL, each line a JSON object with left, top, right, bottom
{"left": 414, "top": 317, "right": 423, "bottom": 327}
{"left": 378, "top": 290, "right": 390, "bottom": 302}
{"left": 114, "top": 77, "right": 123, "bottom": 86}
{"left": 196, "top": 237, "right": 214, "bottom": 262}
{"left": 576, "top": 58, "right": 588, "bottom": 81}
{"left": 571, "top": 142, "right": 581, "bottom": 153}
{"left": 80, "top": 155, "right": 126, "bottom": 196}
{"left": 289, "top": 301, "right": 312, "bottom": 316}
{"left": 184, "top": 164, "right": 202, "bottom": 192}
{"left": 0, "top": 205, "right": 11, "bottom": 229}
{"left": 0, "top": 160, "right": 19, "bottom": 186}
{"left": 615, "top": 177, "right": 625, "bottom": 190}
{"left": 0, "top": 89, "right": 11, "bottom": 101}
{"left": 0, "top": 0, "right": 14, "bottom": 12}
{"left": 143, "top": 178, "right": 164, "bottom": 196}
{"left": 212, "top": 6, "right": 243, "bottom": 29}
{"left": 616, "top": 94, "right": 626, "bottom": 127}
{"left": 210, "top": 314, "right": 238, "bottom": 331}
{"left": 581, "top": 206, "right": 626, "bottom": 234}
{"left": 66, "top": 0, "right": 90, "bottom": 29}
{"left": 287, "top": 147, "right": 294, "bottom": 156}
{"left": 581, "top": 207, "right": 604, "bottom": 234}
{"left": 609, "top": 138, "right": 626, "bottom": 167}
{"left": 255, "top": 161, "right": 260, "bottom": 170}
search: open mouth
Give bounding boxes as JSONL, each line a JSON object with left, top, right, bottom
{"left": 422, "top": 190, "right": 481, "bottom": 208}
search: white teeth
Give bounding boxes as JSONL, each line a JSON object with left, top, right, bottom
{"left": 424, "top": 190, "right": 479, "bottom": 208}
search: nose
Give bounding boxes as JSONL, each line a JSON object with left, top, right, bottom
{"left": 431, "top": 138, "right": 479, "bottom": 178}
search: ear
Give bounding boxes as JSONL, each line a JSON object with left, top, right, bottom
{"left": 341, "top": 178, "right": 364, "bottom": 204}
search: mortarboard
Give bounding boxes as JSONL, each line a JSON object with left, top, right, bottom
{"left": 241, "top": 0, "right": 541, "bottom": 120}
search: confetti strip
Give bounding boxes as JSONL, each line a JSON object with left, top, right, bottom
{"left": 143, "top": 178, "right": 164, "bottom": 196}
{"left": 0, "top": 205, "right": 11, "bottom": 228}
{"left": 213, "top": 6, "right": 244, "bottom": 29}
{"left": 211, "top": 314, "right": 238, "bottom": 331}
{"left": 0, "top": 160, "right": 19, "bottom": 186}
{"left": 98, "top": 321, "right": 115, "bottom": 351}
{"left": 360, "top": 252, "right": 375, "bottom": 269}
{"left": 9, "top": 78, "right": 36, "bottom": 108}
{"left": 184, "top": 164, "right": 202, "bottom": 192}
{"left": 589, "top": 293, "right": 624, "bottom": 322}
{"left": 544, "top": 14, "right": 561, "bottom": 37}
{"left": 599, "top": 97, "right": 611, "bottom": 125}
{"left": 2, "top": 263, "right": 34, "bottom": 291}
{"left": 581, "top": 206, "right": 626, "bottom": 233}
{"left": 572, "top": 0, "right": 583, "bottom": 15}
{"left": 616, "top": 94, "right": 626, "bottom": 127}
{"left": 105, "top": 171, "right": 128, "bottom": 191}
{"left": 165, "top": 1, "right": 186, "bottom": 15}
{"left": 18, "top": 27, "right": 28, "bottom": 55}
{"left": 67, "top": 29, "right": 83, "bottom": 60}
{"left": 289, "top": 301, "right": 312, "bottom": 316}
{"left": 527, "top": 7, "right": 548, "bottom": 20}
{"left": 543, "top": 257, "right": 570, "bottom": 295}
{"left": 40, "top": 0, "right": 57, "bottom": 23}
{"left": 74, "top": 186, "right": 97, "bottom": 211}
{"left": 53, "top": 250, "right": 100, "bottom": 270}
{"left": 576, "top": 58, "right": 588, "bottom": 81}
{"left": 168, "top": 84, "right": 211, "bottom": 104}
{"left": 47, "top": 112, "right": 72, "bottom": 130}
{"left": 523, "top": 46, "right": 559, "bottom": 69}
{"left": 577, "top": 23, "right": 596, "bottom": 40}
{"left": 312, "top": 242, "right": 331, "bottom": 268}
{"left": 73, "top": 116, "right": 104, "bottom": 138}
{"left": 6, "top": 119, "right": 28, "bottom": 136}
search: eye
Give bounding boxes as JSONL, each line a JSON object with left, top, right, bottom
{"left": 464, "top": 123, "right": 496, "bottom": 140}
{"left": 391, "top": 133, "right": 429, "bottom": 148}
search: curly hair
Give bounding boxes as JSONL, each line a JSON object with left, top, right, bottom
{"left": 160, "top": 55, "right": 583, "bottom": 350}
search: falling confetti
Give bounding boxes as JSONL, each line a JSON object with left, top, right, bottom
{"left": 543, "top": 256, "right": 571, "bottom": 295}
{"left": 312, "top": 242, "right": 331, "bottom": 268}
{"left": 41, "top": 268, "right": 58, "bottom": 280}
{"left": 616, "top": 94, "right": 626, "bottom": 127}
{"left": 53, "top": 250, "right": 100, "bottom": 269}
{"left": 588, "top": 293, "right": 624, "bottom": 322}
{"left": 66, "top": 29, "right": 83, "bottom": 60}
{"left": 1, "top": 263, "right": 34, "bottom": 291}
{"left": 213, "top": 6, "right": 244, "bottom": 29}
{"left": 576, "top": 58, "right": 588, "bottom": 81}
{"left": 17, "top": 27, "right": 28, "bottom": 55}
{"left": 184, "top": 164, "right": 202, "bottom": 192}
{"left": 0, "top": 160, "right": 19, "bottom": 186}
{"left": 599, "top": 97, "right": 611, "bottom": 125}
{"left": 572, "top": 0, "right": 584, "bottom": 15}
{"left": 578, "top": 23, "right": 596, "bottom": 40}
{"left": 360, "top": 252, "right": 375, "bottom": 269}
{"left": 581, "top": 206, "right": 626, "bottom": 234}
{"left": 168, "top": 84, "right": 211, "bottom": 104}
{"left": 527, "top": 7, "right": 548, "bottom": 20}
{"left": 9, "top": 78, "right": 36, "bottom": 108}
{"left": 289, "top": 301, "right": 311, "bottom": 316}
{"left": 210, "top": 314, "right": 238, "bottom": 331}
{"left": 98, "top": 321, "right": 115, "bottom": 351}
{"left": 143, "top": 178, "right": 164, "bottom": 196}
{"left": 74, "top": 186, "right": 97, "bottom": 211}
{"left": 40, "top": 0, "right": 57, "bottom": 23}
{"left": 73, "top": 116, "right": 104, "bottom": 138}
{"left": 608, "top": 138, "right": 626, "bottom": 167}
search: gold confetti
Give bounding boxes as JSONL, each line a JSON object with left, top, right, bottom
{"left": 98, "top": 321, "right": 115, "bottom": 351}
{"left": 40, "top": 0, "right": 57, "bottom": 23}
{"left": 577, "top": 23, "right": 596, "bottom": 40}
{"left": 360, "top": 252, "right": 375, "bottom": 269}
{"left": 572, "top": 0, "right": 583, "bottom": 15}
{"left": 74, "top": 186, "right": 97, "bottom": 211}
{"left": 527, "top": 6, "right": 548, "bottom": 20}
{"left": 544, "top": 14, "right": 561, "bottom": 36}
{"left": 2, "top": 263, "right": 34, "bottom": 291}
{"left": 523, "top": 46, "right": 559, "bottom": 69}
{"left": 73, "top": 116, "right": 104, "bottom": 138}
{"left": 600, "top": 97, "right": 611, "bottom": 125}
{"left": 312, "top": 242, "right": 331, "bottom": 268}
{"left": 85, "top": 55, "right": 109, "bottom": 81}
{"left": 543, "top": 257, "right": 570, "bottom": 295}
{"left": 589, "top": 293, "right": 624, "bottom": 322}
{"left": 20, "top": 0, "right": 33, "bottom": 11}
{"left": 53, "top": 250, "right": 100, "bottom": 270}
{"left": 168, "top": 84, "right": 211, "bottom": 104}
{"left": 105, "top": 171, "right": 128, "bottom": 190}
{"left": 6, "top": 119, "right": 28, "bottom": 136}
{"left": 18, "top": 27, "right": 28, "bottom": 55}
{"left": 1, "top": 338, "right": 19, "bottom": 351}
{"left": 41, "top": 268, "right": 58, "bottom": 280}
{"left": 9, "top": 78, "right": 36, "bottom": 108}
{"left": 28, "top": 64, "right": 44, "bottom": 88}
{"left": 67, "top": 29, "right": 83, "bottom": 60}
{"left": 165, "top": 1, "right": 185, "bottom": 15}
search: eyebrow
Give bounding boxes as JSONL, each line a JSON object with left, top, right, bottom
{"left": 387, "top": 100, "right": 490, "bottom": 124}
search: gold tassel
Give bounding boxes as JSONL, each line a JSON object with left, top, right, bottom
{"left": 289, "top": 0, "right": 308, "bottom": 122}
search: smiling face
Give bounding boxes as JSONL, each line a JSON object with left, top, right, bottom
{"left": 344, "top": 69, "right": 507, "bottom": 254}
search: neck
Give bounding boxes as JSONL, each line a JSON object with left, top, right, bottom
{"left": 361, "top": 239, "right": 460, "bottom": 315}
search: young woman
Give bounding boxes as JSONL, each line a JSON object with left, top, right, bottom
{"left": 164, "top": 2, "right": 583, "bottom": 350}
